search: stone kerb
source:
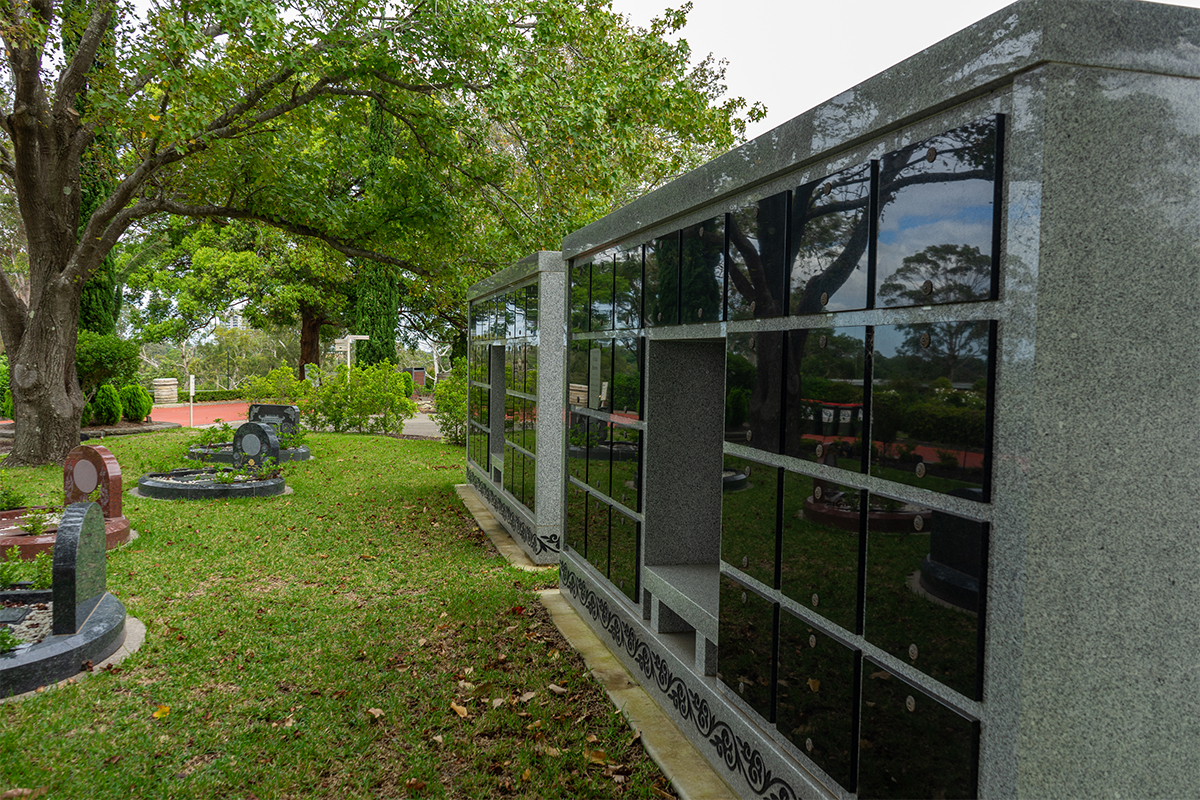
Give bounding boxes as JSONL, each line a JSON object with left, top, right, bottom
{"left": 64, "top": 444, "right": 122, "bottom": 519}
{"left": 247, "top": 404, "right": 300, "bottom": 436}
{"left": 52, "top": 503, "right": 106, "bottom": 636}
{"left": 233, "top": 422, "right": 280, "bottom": 469}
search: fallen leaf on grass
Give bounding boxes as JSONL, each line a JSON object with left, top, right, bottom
{"left": 450, "top": 701, "right": 469, "bottom": 718}
{"left": 492, "top": 698, "right": 504, "bottom": 709}
{"left": 457, "top": 680, "right": 476, "bottom": 691}
{"left": 628, "top": 730, "right": 642, "bottom": 746}
{"left": 586, "top": 749, "right": 608, "bottom": 765}
{"left": 418, "top": 638, "right": 427, "bottom": 646}
{"left": 585, "top": 734, "right": 599, "bottom": 743}
{"left": 152, "top": 704, "right": 170, "bottom": 719}
{"left": 650, "top": 786, "right": 677, "bottom": 799}
{"left": 366, "top": 708, "right": 385, "bottom": 720}
{"left": 547, "top": 683, "right": 567, "bottom": 695}
{"left": 359, "top": 554, "right": 376, "bottom": 561}
{"left": 518, "top": 691, "right": 537, "bottom": 703}
{"left": 432, "top": 735, "right": 444, "bottom": 744}
{"left": 525, "top": 720, "right": 542, "bottom": 730}
{"left": 807, "top": 678, "right": 821, "bottom": 693}
{"left": 405, "top": 778, "right": 427, "bottom": 791}
{"left": 1, "top": 789, "right": 49, "bottom": 799}
{"left": 537, "top": 744, "right": 562, "bottom": 757}
{"left": 521, "top": 768, "right": 532, "bottom": 782}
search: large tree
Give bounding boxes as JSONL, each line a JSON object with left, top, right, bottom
{"left": 0, "top": 0, "right": 756, "bottom": 465}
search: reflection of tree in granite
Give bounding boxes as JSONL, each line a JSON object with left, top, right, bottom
{"left": 680, "top": 218, "right": 724, "bottom": 322}
{"left": 727, "top": 192, "right": 788, "bottom": 320}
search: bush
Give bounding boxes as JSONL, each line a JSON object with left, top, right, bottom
{"left": 299, "top": 363, "right": 416, "bottom": 435}
{"left": 243, "top": 364, "right": 307, "bottom": 404}
{"left": 119, "top": 384, "right": 154, "bottom": 422}
{"left": 399, "top": 371, "right": 415, "bottom": 398}
{"left": 75, "top": 331, "right": 138, "bottom": 397}
{"left": 192, "top": 389, "right": 243, "bottom": 402}
{"left": 1, "top": 389, "right": 11, "bottom": 420}
{"left": 92, "top": 384, "right": 123, "bottom": 425}
{"left": 432, "top": 362, "right": 467, "bottom": 445}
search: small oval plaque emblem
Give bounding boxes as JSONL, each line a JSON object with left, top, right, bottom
{"left": 906, "top": 695, "right": 916, "bottom": 712}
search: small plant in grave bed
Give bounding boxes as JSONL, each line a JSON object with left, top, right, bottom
{"left": 0, "top": 476, "right": 25, "bottom": 511}
{"left": 19, "top": 507, "right": 58, "bottom": 536}
{"left": 0, "top": 624, "right": 20, "bottom": 653}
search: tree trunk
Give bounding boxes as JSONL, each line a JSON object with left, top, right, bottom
{"left": 299, "top": 305, "right": 327, "bottom": 374}
{"left": 5, "top": 287, "right": 87, "bottom": 466}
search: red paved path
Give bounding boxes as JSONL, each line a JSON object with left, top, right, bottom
{"left": 149, "top": 402, "right": 250, "bottom": 428}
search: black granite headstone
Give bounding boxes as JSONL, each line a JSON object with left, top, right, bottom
{"left": 52, "top": 502, "right": 106, "bottom": 636}
{"left": 247, "top": 404, "right": 300, "bottom": 436}
{"left": 233, "top": 421, "right": 281, "bottom": 469}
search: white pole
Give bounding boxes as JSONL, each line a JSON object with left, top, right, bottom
{"left": 189, "top": 374, "right": 195, "bottom": 427}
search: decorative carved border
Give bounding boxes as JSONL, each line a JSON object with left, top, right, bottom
{"left": 467, "top": 470, "right": 560, "bottom": 556}
{"left": 560, "top": 562, "right": 799, "bottom": 800}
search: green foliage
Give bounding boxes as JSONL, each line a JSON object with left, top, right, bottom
{"left": 75, "top": 332, "right": 139, "bottom": 399}
{"left": 1, "top": 390, "right": 12, "bottom": 420}
{"left": 20, "top": 508, "right": 49, "bottom": 537}
{"left": 189, "top": 420, "right": 237, "bottom": 452}
{"left": 300, "top": 363, "right": 416, "bottom": 435}
{"left": 81, "top": 401, "right": 94, "bottom": 428}
{"left": 119, "top": 384, "right": 154, "bottom": 423}
{"left": 0, "top": 545, "right": 23, "bottom": 588}
{"left": 0, "top": 625, "right": 18, "bottom": 653}
{"left": 399, "top": 371, "right": 415, "bottom": 398}
{"left": 431, "top": 362, "right": 468, "bottom": 445}
{"left": 31, "top": 550, "right": 53, "bottom": 590}
{"left": 243, "top": 364, "right": 307, "bottom": 404}
{"left": 192, "top": 389, "right": 245, "bottom": 402}
{"left": 92, "top": 384, "right": 123, "bottom": 426}
{"left": 0, "top": 477, "right": 26, "bottom": 511}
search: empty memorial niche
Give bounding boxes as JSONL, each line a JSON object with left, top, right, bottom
{"left": 785, "top": 326, "right": 868, "bottom": 469}
{"left": 790, "top": 161, "right": 874, "bottom": 314}
{"left": 858, "top": 661, "right": 978, "bottom": 800}
{"left": 871, "top": 322, "right": 994, "bottom": 498}
{"left": 680, "top": 215, "right": 724, "bottom": 323}
{"left": 875, "top": 115, "right": 1002, "bottom": 309}
{"left": 721, "top": 456, "right": 779, "bottom": 588}
{"left": 725, "top": 330, "right": 783, "bottom": 453}
{"left": 780, "top": 471, "right": 863, "bottom": 633}
{"left": 864, "top": 493, "right": 985, "bottom": 700}
{"left": 644, "top": 233, "right": 680, "bottom": 326}
{"left": 613, "top": 243, "right": 644, "bottom": 330}
{"left": 776, "top": 613, "right": 859, "bottom": 793}
{"left": 717, "top": 574, "right": 776, "bottom": 722}
{"left": 727, "top": 191, "right": 788, "bottom": 320}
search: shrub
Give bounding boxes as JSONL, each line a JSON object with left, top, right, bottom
{"left": 75, "top": 331, "right": 138, "bottom": 397}
{"left": 119, "top": 384, "right": 154, "bottom": 422}
{"left": 1, "top": 389, "right": 11, "bottom": 420}
{"left": 0, "top": 478, "right": 25, "bottom": 511}
{"left": 399, "top": 371, "right": 415, "bottom": 398}
{"left": 431, "top": 362, "right": 468, "bottom": 445}
{"left": 243, "top": 364, "right": 307, "bottom": 404}
{"left": 92, "top": 384, "right": 123, "bottom": 425}
{"left": 300, "top": 363, "right": 416, "bottom": 435}
{"left": 81, "top": 401, "right": 94, "bottom": 427}
{"left": 192, "top": 389, "right": 244, "bottom": 402}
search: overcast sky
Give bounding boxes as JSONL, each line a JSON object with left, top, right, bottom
{"left": 607, "top": 0, "right": 1200, "bottom": 141}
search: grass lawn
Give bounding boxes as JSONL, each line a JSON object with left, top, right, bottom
{"left": 0, "top": 430, "right": 672, "bottom": 799}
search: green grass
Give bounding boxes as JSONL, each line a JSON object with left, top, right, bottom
{"left": 0, "top": 430, "right": 672, "bottom": 799}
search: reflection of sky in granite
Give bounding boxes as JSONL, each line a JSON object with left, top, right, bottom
{"left": 877, "top": 179, "right": 993, "bottom": 287}
{"left": 871, "top": 324, "right": 910, "bottom": 359}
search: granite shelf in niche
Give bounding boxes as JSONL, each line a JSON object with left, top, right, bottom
{"left": 641, "top": 563, "right": 719, "bottom": 643}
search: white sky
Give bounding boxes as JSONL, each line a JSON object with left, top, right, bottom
{"left": 607, "top": 0, "right": 1200, "bottom": 141}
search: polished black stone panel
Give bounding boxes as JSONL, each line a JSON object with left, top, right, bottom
{"left": 721, "top": 456, "right": 779, "bottom": 588}
{"left": 791, "top": 162, "right": 874, "bottom": 314}
{"left": 645, "top": 233, "right": 680, "bottom": 326}
{"left": 610, "top": 508, "right": 639, "bottom": 603}
{"left": 680, "top": 216, "right": 725, "bottom": 323}
{"left": 612, "top": 338, "right": 642, "bottom": 420}
{"left": 585, "top": 493, "right": 611, "bottom": 576}
{"left": 780, "top": 471, "right": 863, "bottom": 633}
{"left": 248, "top": 403, "right": 300, "bottom": 436}
{"left": 859, "top": 662, "right": 978, "bottom": 799}
{"left": 469, "top": 343, "right": 488, "bottom": 383}
{"left": 784, "top": 326, "right": 868, "bottom": 469}
{"left": 921, "top": 491, "right": 986, "bottom": 613}
{"left": 589, "top": 339, "right": 614, "bottom": 413}
{"left": 503, "top": 444, "right": 515, "bottom": 497}
{"left": 586, "top": 427, "right": 612, "bottom": 498}
{"left": 523, "top": 400, "right": 538, "bottom": 454}
{"left": 570, "top": 259, "right": 591, "bottom": 333}
{"left": 725, "top": 331, "right": 784, "bottom": 454}
{"left": 567, "top": 411, "right": 591, "bottom": 484}
{"left": 590, "top": 249, "right": 615, "bottom": 333}
{"left": 718, "top": 574, "right": 776, "bottom": 722}
{"left": 727, "top": 191, "right": 789, "bottom": 320}
{"left": 608, "top": 424, "right": 641, "bottom": 511}
{"left": 52, "top": 502, "right": 107, "bottom": 635}
{"left": 864, "top": 497, "right": 982, "bottom": 699}
{"left": 526, "top": 343, "right": 539, "bottom": 395}
{"left": 776, "top": 613, "right": 859, "bottom": 792}
{"left": 871, "top": 322, "right": 994, "bottom": 498}
{"left": 568, "top": 341, "right": 589, "bottom": 405}
{"left": 525, "top": 282, "right": 539, "bottom": 338}
{"left": 565, "top": 483, "right": 588, "bottom": 552}
{"left": 614, "top": 243, "right": 643, "bottom": 330}
{"left": 233, "top": 422, "right": 280, "bottom": 469}
{"left": 511, "top": 288, "right": 526, "bottom": 338}
{"left": 506, "top": 343, "right": 523, "bottom": 396}
{"left": 876, "top": 116, "right": 1001, "bottom": 309}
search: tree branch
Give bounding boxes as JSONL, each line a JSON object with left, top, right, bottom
{"left": 53, "top": 4, "right": 114, "bottom": 120}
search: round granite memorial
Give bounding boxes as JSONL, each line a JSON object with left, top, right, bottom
{"left": 138, "top": 422, "right": 288, "bottom": 500}
{"left": 188, "top": 404, "right": 310, "bottom": 463}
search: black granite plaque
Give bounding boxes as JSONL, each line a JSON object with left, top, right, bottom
{"left": 614, "top": 243, "right": 643, "bottom": 330}
{"left": 718, "top": 574, "right": 776, "bottom": 722}
{"left": 526, "top": 343, "right": 538, "bottom": 396}
{"left": 590, "top": 340, "right": 613, "bottom": 414}
{"left": 52, "top": 502, "right": 107, "bottom": 635}
{"left": 791, "top": 161, "right": 874, "bottom": 314}
{"left": 568, "top": 341, "right": 589, "bottom": 405}
{"left": 525, "top": 283, "right": 539, "bottom": 339}
{"left": 612, "top": 338, "right": 642, "bottom": 420}
{"left": 570, "top": 259, "right": 591, "bottom": 333}
{"left": 680, "top": 216, "right": 725, "bottom": 323}
{"left": 864, "top": 495, "right": 982, "bottom": 699}
{"left": 586, "top": 426, "right": 612, "bottom": 498}
{"left": 780, "top": 471, "right": 863, "bottom": 633}
{"left": 609, "top": 424, "right": 641, "bottom": 511}
{"left": 725, "top": 331, "right": 783, "bottom": 454}
{"left": 784, "top": 326, "right": 868, "bottom": 468}
{"left": 921, "top": 490, "right": 986, "bottom": 613}
{"left": 565, "top": 483, "right": 587, "bottom": 552}
{"left": 512, "top": 287, "right": 527, "bottom": 339}
{"left": 721, "top": 456, "right": 779, "bottom": 588}
{"left": 645, "top": 233, "right": 680, "bottom": 326}
{"left": 871, "top": 322, "right": 994, "bottom": 498}
{"left": 727, "top": 191, "right": 788, "bottom": 320}
{"left": 610, "top": 509, "right": 639, "bottom": 603}
{"left": 503, "top": 444, "right": 515, "bottom": 497}
{"left": 248, "top": 404, "right": 300, "bottom": 436}
{"left": 859, "top": 662, "right": 978, "bottom": 799}
{"left": 876, "top": 116, "right": 1002, "bottom": 310}
{"left": 590, "top": 249, "right": 615, "bottom": 333}
{"left": 567, "top": 411, "right": 591, "bottom": 484}
{"left": 234, "top": 422, "right": 280, "bottom": 469}
{"left": 585, "top": 493, "right": 611, "bottom": 577}
{"left": 776, "top": 613, "right": 859, "bottom": 792}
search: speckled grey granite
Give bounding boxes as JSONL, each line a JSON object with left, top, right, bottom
{"left": 473, "top": 1, "right": 1200, "bottom": 797}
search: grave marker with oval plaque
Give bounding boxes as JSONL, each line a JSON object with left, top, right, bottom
{"left": 247, "top": 404, "right": 300, "bottom": 436}
{"left": 64, "top": 444, "right": 123, "bottom": 519}
{"left": 234, "top": 422, "right": 280, "bottom": 469}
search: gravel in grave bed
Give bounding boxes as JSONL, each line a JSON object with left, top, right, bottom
{"left": 2, "top": 600, "right": 53, "bottom": 646}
